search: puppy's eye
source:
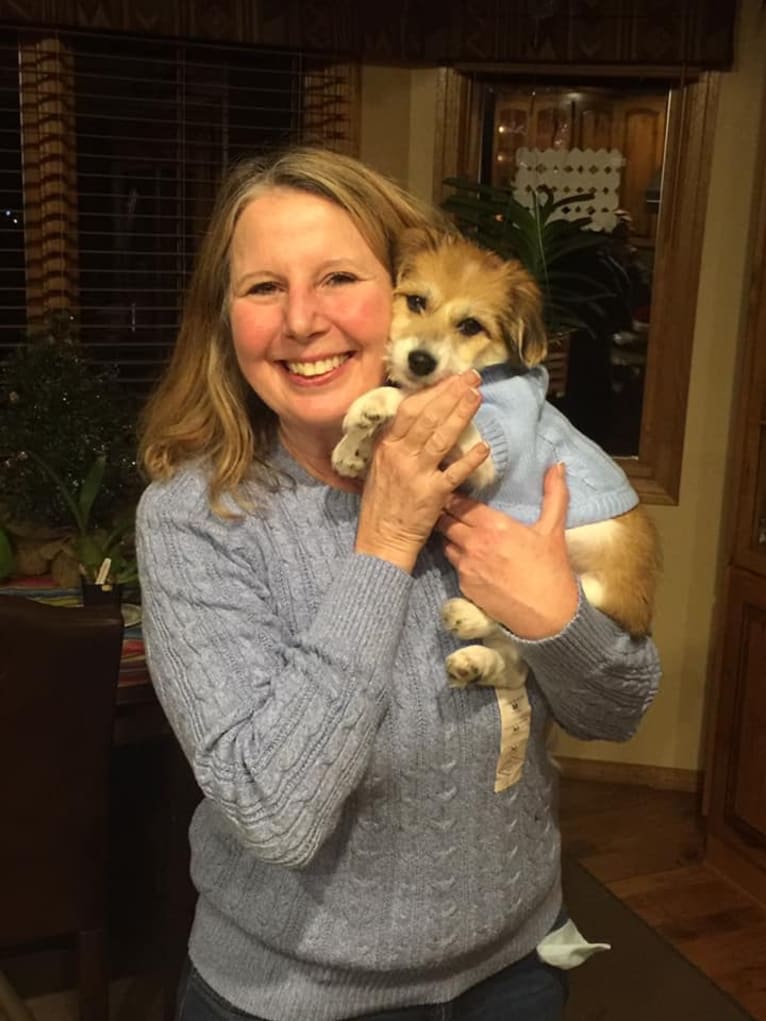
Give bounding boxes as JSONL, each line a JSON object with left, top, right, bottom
{"left": 405, "top": 294, "right": 427, "bottom": 314}
{"left": 457, "top": 317, "right": 484, "bottom": 337}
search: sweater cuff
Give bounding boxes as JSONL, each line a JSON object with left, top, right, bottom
{"left": 474, "top": 404, "right": 511, "bottom": 478}
{"left": 307, "top": 554, "right": 413, "bottom": 677}
{"left": 506, "top": 586, "right": 619, "bottom": 683}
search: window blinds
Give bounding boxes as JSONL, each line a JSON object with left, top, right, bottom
{"left": 0, "top": 27, "right": 357, "bottom": 393}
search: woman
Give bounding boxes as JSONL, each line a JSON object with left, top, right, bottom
{"left": 137, "top": 147, "right": 660, "bottom": 1021}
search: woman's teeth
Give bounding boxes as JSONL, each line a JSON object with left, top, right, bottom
{"left": 286, "top": 355, "right": 349, "bottom": 377}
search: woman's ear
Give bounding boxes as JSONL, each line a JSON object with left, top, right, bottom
{"left": 501, "top": 263, "right": 548, "bottom": 367}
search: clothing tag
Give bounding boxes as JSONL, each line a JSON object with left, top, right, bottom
{"left": 536, "top": 918, "right": 611, "bottom": 970}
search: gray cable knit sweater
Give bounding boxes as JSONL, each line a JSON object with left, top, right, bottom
{"left": 137, "top": 421, "right": 660, "bottom": 1020}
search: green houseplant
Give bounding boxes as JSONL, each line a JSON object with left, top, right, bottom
{"left": 27, "top": 451, "right": 138, "bottom": 585}
{"left": 0, "top": 312, "right": 140, "bottom": 585}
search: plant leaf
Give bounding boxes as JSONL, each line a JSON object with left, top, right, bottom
{"left": 77, "top": 455, "right": 107, "bottom": 530}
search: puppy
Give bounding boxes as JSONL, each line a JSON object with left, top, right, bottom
{"left": 332, "top": 229, "right": 660, "bottom": 785}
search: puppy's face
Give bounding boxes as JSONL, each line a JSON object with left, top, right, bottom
{"left": 387, "top": 230, "right": 547, "bottom": 390}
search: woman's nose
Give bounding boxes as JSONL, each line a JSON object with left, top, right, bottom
{"left": 284, "top": 287, "right": 327, "bottom": 340}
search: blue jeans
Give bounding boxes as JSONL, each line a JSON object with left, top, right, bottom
{"left": 176, "top": 953, "right": 568, "bottom": 1020}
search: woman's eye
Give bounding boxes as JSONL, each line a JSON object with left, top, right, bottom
{"left": 247, "top": 281, "right": 279, "bottom": 296}
{"left": 406, "top": 294, "right": 427, "bottom": 313}
{"left": 326, "top": 272, "right": 358, "bottom": 286}
{"left": 457, "top": 317, "right": 484, "bottom": 337}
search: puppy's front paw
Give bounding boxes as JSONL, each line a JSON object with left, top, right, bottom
{"left": 446, "top": 645, "right": 505, "bottom": 688}
{"left": 331, "top": 432, "right": 372, "bottom": 478}
{"left": 343, "top": 388, "right": 401, "bottom": 434}
{"left": 441, "top": 598, "right": 495, "bottom": 640}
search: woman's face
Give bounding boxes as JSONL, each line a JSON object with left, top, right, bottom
{"left": 228, "top": 188, "right": 392, "bottom": 451}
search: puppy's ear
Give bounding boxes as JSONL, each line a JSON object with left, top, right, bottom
{"left": 501, "top": 263, "right": 548, "bottom": 367}
{"left": 394, "top": 226, "right": 450, "bottom": 272}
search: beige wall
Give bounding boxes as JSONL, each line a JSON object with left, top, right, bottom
{"left": 358, "top": 0, "right": 766, "bottom": 773}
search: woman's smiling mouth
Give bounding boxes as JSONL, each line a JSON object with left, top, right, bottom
{"left": 283, "top": 354, "right": 352, "bottom": 379}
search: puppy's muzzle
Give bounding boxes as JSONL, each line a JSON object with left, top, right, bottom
{"left": 408, "top": 349, "right": 437, "bottom": 378}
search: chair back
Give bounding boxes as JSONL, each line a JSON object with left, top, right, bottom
{"left": 0, "top": 596, "right": 124, "bottom": 948}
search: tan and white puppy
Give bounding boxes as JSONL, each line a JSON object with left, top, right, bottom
{"left": 332, "top": 228, "right": 659, "bottom": 695}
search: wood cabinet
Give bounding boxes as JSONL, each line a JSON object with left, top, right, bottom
{"left": 705, "top": 92, "right": 766, "bottom": 905}
{"left": 490, "top": 86, "right": 667, "bottom": 243}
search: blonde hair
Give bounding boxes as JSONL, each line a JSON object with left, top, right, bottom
{"left": 139, "top": 147, "right": 448, "bottom": 514}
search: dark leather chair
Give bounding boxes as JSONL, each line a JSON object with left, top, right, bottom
{"left": 0, "top": 595, "right": 124, "bottom": 1021}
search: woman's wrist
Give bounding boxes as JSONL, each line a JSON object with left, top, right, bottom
{"left": 496, "top": 573, "right": 580, "bottom": 640}
{"left": 354, "top": 535, "right": 417, "bottom": 574}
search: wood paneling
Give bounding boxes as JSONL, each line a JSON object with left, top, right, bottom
{"left": 705, "top": 77, "right": 766, "bottom": 912}
{"left": 0, "top": 0, "right": 737, "bottom": 69}
{"left": 490, "top": 88, "right": 667, "bottom": 243}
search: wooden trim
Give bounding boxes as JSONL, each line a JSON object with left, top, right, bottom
{"left": 556, "top": 756, "right": 702, "bottom": 793}
{"left": 432, "top": 69, "right": 480, "bottom": 206}
{"left": 629, "top": 72, "right": 720, "bottom": 503}
{"left": 455, "top": 62, "right": 708, "bottom": 79}
{"left": 432, "top": 70, "right": 720, "bottom": 506}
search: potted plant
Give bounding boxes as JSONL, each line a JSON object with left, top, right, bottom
{"left": 28, "top": 451, "right": 138, "bottom": 598}
{"left": 441, "top": 179, "right": 630, "bottom": 396}
{"left": 0, "top": 312, "right": 140, "bottom": 587}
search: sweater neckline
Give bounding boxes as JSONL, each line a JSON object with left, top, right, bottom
{"left": 273, "top": 440, "right": 361, "bottom": 514}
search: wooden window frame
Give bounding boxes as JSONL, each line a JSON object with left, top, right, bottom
{"left": 433, "top": 67, "right": 721, "bottom": 506}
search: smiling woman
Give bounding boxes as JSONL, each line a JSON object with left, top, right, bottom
{"left": 135, "top": 146, "right": 661, "bottom": 1021}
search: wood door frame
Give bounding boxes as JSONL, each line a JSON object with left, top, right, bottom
{"left": 432, "top": 68, "right": 720, "bottom": 506}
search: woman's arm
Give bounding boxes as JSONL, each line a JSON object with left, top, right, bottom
{"left": 137, "top": 476, "right": 412, "bottom": 869}
{"left": 434, "top": 465, "right": 660, "bottom": 741}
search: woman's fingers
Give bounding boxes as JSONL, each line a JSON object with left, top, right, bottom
{"left": 441, "top": 441, "right": 490, "bottom": 490}
{"left": 386, "top": 370, "right": 480, "bottom": 449}
{"left": 435, "top": 462, "right": 578, "bottom": 638}
{"left": 537, "top": 463, "right": 569, "bottom": 533}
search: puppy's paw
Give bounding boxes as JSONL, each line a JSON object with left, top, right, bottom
{"left": 446, "top": 645, "right": 505, "bottom": 688}
{"left": 343, "top": 387, "right": 401, "bottom": 434}
{"left": 331, "top": 432, "right": 372, "bottom": 478}
{"left": 441, "top": 598, "right": 495, "bottom": 640}
{"left": 466, "top": 455, "right": 496, "bottom": 492}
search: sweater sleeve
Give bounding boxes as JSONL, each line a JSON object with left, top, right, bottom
{"left": 136, "top": 475, "right": 412, "bottom": 868}
{"left": 510, "top": 587, "right": 661, "bottom": 741}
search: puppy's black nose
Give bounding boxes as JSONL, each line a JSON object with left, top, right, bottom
{"left": 408, "top": 350, "right": 437, "bottom": 377}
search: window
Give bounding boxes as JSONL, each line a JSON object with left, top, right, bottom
{"left": 484, "top": 83, "right": 669, "bottom": 458}
{"left": 434, "top": 68, "right": 719, "bottom": 503}
{"left": 0, "top": 27, "right": 357, "bottom": 394}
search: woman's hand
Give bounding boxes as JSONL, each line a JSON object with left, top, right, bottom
{"left": 355, "top": 370, "right": 490, "bottom": 573}
{"left": 435, "top": 463, "right": 579, "bottom": 639}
